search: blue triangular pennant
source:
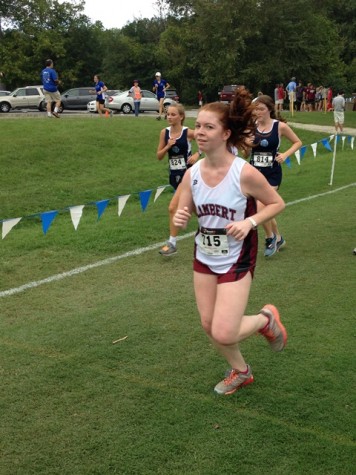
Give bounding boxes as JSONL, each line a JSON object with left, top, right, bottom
{"left": 321, "top": 139, "right": 332, "bottom": 152}
{"left": 300, "top": 146, "right": 307, "bottom": 159}
{"left": 139, "top": 190, "right": 152, "bottom": 211}
{"left": 41, "top": 210, "right": 58, "bottom": 235}
{"left": 96, "top": 199, "right": 110, "bottom": 220}
{"left": 284, "top": 157, "right": 292, "bottom": 168}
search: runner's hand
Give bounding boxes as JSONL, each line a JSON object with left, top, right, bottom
{"left": 174, "top": 207, "right": 191, "bottom": 229}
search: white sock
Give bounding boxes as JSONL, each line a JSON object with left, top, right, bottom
{"left": 54, "top": 107, "right": 58, "bottom": 113}
{"left": 47, "top": 112, "right": 52, "bottom": 117}
{"left": 169, "top": 236, "right": 177, "bottom": 246}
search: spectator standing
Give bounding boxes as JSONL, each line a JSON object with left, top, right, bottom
{"left": 173, "top": 90, "right": 287, "bottom": 396}
{"left": 315, "top": 86, "right": 323, "bottom": 111}
{"left": 41, "top": 59, "right": 61, "bottom": 118}
{"left": 296, "top": 81, "right": 305, "bottom": 111}
{"left": 129, "top": 80, "right": 142, "bottom": 117}
{"left": 332, "top": 91, "right": 345, "bottom": 133}
{"left": 305, "top": 83, "right": 316, "bottom": 111}
{"left": 153, "top": 72, "right": 170, "bottom": 120}
{"left": 320, "top": 86, "right": 327, "bottom": 112}
{"left": 327, "top": 87, "right": 333, "bottom": 111}
{"left": 274, "top": 84, "right": 279, "bottom": 104}
{"left": 276, "top": 84, "right": 285, "bottom": 112}
{"left": 198, "top": 90, "right": 203, "bottom": 107}
{"left": 286, "top": 77, "right": 297, "bottom": 113}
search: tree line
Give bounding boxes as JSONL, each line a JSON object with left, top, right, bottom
{"left": 0, "top": 0, "right": 355, "bottom": 104}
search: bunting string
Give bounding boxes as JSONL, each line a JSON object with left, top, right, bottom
{"left": 1, "top": 133, "right": 354, "bottom": 239}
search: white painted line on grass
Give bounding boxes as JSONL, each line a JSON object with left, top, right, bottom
{"left": 1, "top": 183, "right": 355, "bottom": 298}
{"left": 0, "top": 234, "right": 195, "bottom": 298}
{"left": 285, "top": 183, "right": 355, "bottom": 207}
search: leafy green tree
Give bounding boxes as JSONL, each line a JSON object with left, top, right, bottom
{"left": 158, "top": 0, "right": 346, "bottom": 99}
{"left": 0, "top": 0, "right": 98, "bottom": 90}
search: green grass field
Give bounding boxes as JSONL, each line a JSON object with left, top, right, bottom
{"left": 283, "top": 110, "right": 356, "bottom": 128}
{"left": 0, "top": 114, "right": 355, "bottom": 474}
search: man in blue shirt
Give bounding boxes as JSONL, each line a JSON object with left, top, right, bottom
{"left": 153, "top": 72, "right": 170, "bottom": 120}
{"left": 286, "top": 77, "right": 297, "bottom": 113}
{"left": 41, "top": 59, "right": 61, "bottom": 118}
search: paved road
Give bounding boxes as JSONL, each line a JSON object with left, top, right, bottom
{"left": 287, "top": 122, "right": 356, "bottom": 136}
{"left": 1, "top": 108, "right": 356, "bottom": 136}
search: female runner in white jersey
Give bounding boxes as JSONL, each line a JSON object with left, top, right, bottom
{"left": 173, "top": 89, "right": 287, "bottom": 396}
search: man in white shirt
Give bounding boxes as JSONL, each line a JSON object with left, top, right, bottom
{"left": 332, "top": 91, "right": 345, "bottom": 133}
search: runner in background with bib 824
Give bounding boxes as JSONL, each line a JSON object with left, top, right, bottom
{"left": 157, "top": 103, "right": 200, "bottom": 256}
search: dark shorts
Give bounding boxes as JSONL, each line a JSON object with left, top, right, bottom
{"left": 169, "top": 172, "right": 185, "bottom": 190}
{"left": 193, "top": 258, "right": 255, "bottom": 284}
{"left": 255, "top": 165, "right": 282, "bottom": 188}
{"left": 96, "top": 99, "right": 105, "bottom": 105}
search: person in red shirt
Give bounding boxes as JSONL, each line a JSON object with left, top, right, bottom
{"left": 305, "top": 83, "right": 316, "bottom": 111}
{"left": 327, "top": 87, "right": 333, "bottom": 111}
{"left": 275, "top": 83, "right": 285, "bottom": 112}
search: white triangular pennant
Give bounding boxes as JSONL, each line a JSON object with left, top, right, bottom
{"left": 311, "top": 142, "right": 318, "bottom": 157}
{"left": 118, "top": 195, "right": 130, "bottom": 217}
{"left": 154, "top": 185, "right": 167, "bottom": 203}
{"left": 329, "top": 134, "right": 335, "bottom": 142}
{"left": 69, "top": 205, "right": 84, "bottom": 230}
{"left": 294, "top": 150, "right": 300, "bottom": 165}
{"left": 2, "top": 217, "right": 22, "bottom": 239}
{"left": 351, "top": 137, "right": 354, "bottom": 150}
{"left": 342, "top": 135, "right": 346, "bottom": 150}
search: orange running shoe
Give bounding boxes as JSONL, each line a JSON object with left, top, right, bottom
{"left": 259, "top": 304, "right": 287, "bottom": 351}
{"left": 214, "top": 366, "right": 254, "bottom": 395}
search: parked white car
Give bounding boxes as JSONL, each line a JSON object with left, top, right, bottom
{"left": 104, "top": 89, "right": 176, "bottom": 114}
{"left": 86, "top": 90, "right": 122, "bottom": 113}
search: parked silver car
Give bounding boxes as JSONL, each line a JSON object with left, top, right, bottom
{"left": 106, "top": 90, "right": 176, "bottom": 114}
{"left": 0, "top": 85, "right": 45, "bottom": 113}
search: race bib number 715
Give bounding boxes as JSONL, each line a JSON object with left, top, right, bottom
{"left": 198, "top": 227, "right": 229, "bottom": 256}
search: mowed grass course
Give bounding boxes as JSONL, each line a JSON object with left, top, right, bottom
{"left": 0, "top": 114, "right": 355, "bottom": 474}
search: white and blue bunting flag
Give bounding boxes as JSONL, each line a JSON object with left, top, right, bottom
{"left": 1, "top": 134, "right": 354, "bottom": 239}
{"left": 118, "top": 195, "right": 130, "bottom": 217}
{"left": 2, "top": 217, "right": 22, "bottom": 239}
{"left": 41, "top": 210, "right": 58, "bottom": 235}
{"left": 69, "top": 205, "right": 84, "bottom": 230}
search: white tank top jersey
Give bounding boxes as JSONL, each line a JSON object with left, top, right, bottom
{"left": 191, "top": 157, "right": 257, "bottom": 274}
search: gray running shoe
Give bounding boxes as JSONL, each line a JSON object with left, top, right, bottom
{"left": 259, "top": 304, "right": 287, "bottom": 352}
{"left": 52, "top": 111, "right": 60, "bottom": 118}
{"left": 159, "top": 242, "right": 177, "bottom": 256}
{"left": 264, "top": 234, "right": 277, "bottom": 257}
{"left": 214, "top": 365, "right": 254, "bottom": 395}
{"left": 276, "top": 236, "right": 286, "bottom": 251}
